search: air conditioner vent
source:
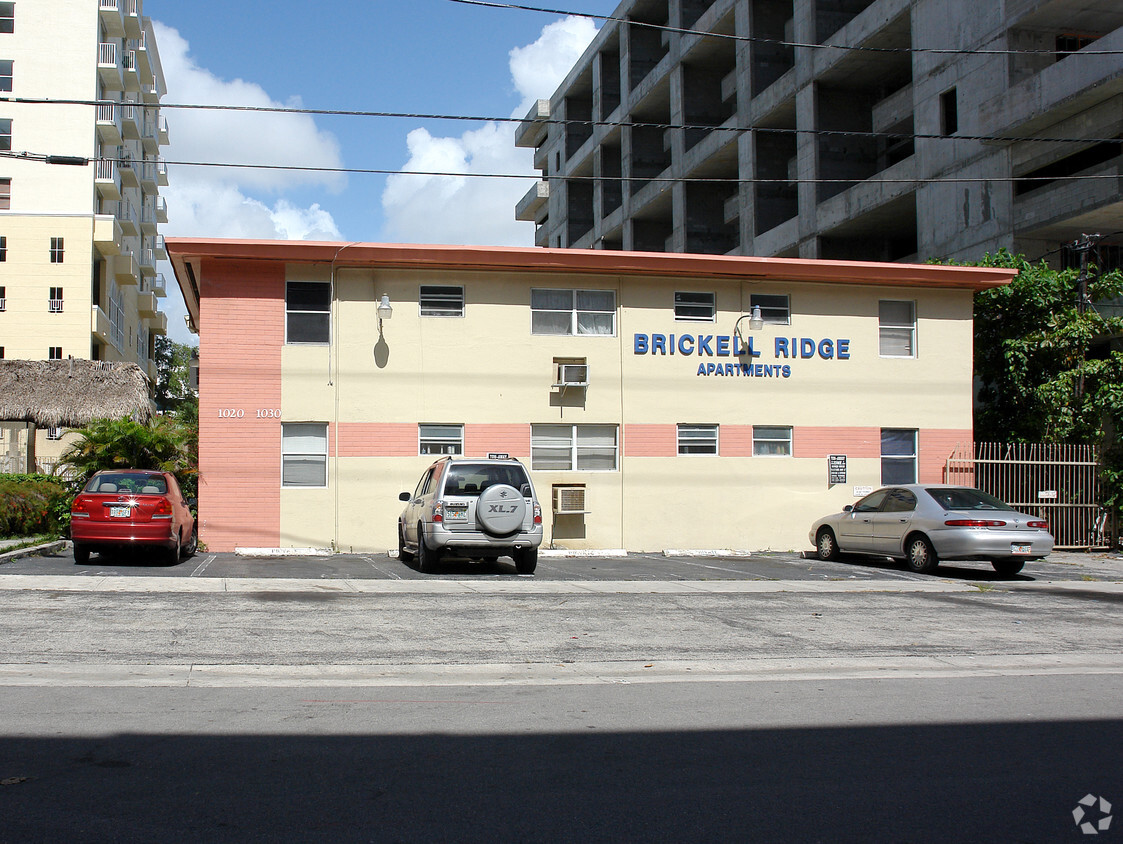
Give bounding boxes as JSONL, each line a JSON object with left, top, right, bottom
{"left": 555, "top": 363, "right": 588, "bottom": 387}
{"left": 552, "top": 485, "right": 587, "bottom": 514}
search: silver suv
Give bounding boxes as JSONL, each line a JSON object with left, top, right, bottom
{"left": 397, "top": 456, "right": 544, "bottom": 574}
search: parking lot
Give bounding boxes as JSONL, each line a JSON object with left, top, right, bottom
{"left": 2, "top": 542, "right": 1122, "bottom": 583}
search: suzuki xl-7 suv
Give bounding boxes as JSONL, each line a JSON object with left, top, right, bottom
{"left": 398, "top": 456, "right": 543, "bottom": 574}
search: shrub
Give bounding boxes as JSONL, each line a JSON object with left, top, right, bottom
{"left": 0, "top": 474, "right": 68, "bottom": 538}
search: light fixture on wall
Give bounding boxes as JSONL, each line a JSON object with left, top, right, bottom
{"left": 734, "top": 304, "right": 764, "bottom": 339}
{"left": 377, "top": 294, "right": 393, "bottom": 331}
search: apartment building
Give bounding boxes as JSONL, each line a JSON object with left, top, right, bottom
{"left": 0, "top": 0, "right": 170, "bottom": 467}
{"left": 516, "top": 0, "right": 1123, "bottom": 269}
{"left": 167, "top": 238, "right": 1013, "bottom": 553}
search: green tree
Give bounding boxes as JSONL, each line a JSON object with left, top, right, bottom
{"left": 58, "top": 417, "right": 197, "bottom": 498}
{"left": 154, "top": 336, "right": 197, "bottom": 418}
{"left": 972, "top": 250, "right": 1123, "bottom": 507}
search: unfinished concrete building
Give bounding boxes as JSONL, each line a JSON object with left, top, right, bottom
{"left": 515, "top": 0, "right": 1123, "bottom": 269}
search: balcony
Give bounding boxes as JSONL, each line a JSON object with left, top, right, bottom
{"left": 153, "top": 236, "right": 167, "bottom": 262}
{"left": 157, "top": 115, "right": 169, "bottom": 145}
{"left": 119, "top": 154, "right": 138, "bottom": 188}
{"left": 137, "top": 290, "right": 158, "bottom": 317}
{"left": 99, "top": 0, "right": 125, "bottom": 37}
{"left": 141, "top": 113, "right": 159, "bottom": 154}
{"left": 97, "top": 43, "right": 123, "bottom": 91}
{"left": 130, "top": 33, "right": 152, "bottom": 80}
{"left": 117, "top": 200, "right": 139, "bottom": 236}
{"left": 122, "top": 50, "right": 140, "bottom": 92}
{"left": 516, "top": 99, "right": 551, "bottom": 149}
{"left": 139, "top": 248, "right": 156, "bottom": 275}
{"left": 516, "top": 181, "right": 550, "bottom": 222}
{"left": 96, "top": 104, "right": 122, "bottom": 145}
{"left": 150, "top": 271, "right": 167, "bottom": 297}
{"left": 156, "top": 159, "right": 168, "bottom": 186}
{"left": 139, "top": 160, "right": 157, "bottom": 193}
{"left": 147, "top": 311, "right": 168, "bottom": 336}
{"left": 155, "top": 195, "right": 168, "bottom": 223}
{"left": 91, "top": 305, "right": 112, "bottom": 343}
{"left": 120, "top": 104, "right": 141, "bottom": 139}
{"left": 94, "top": 159, "right": 121, "bottom": 200}
{"left": 139, "top": 202, "right": 156, "bottom": 234}
{"left": 123, "top": 0, "right": 141, "bottom": 38}
{"left": 107, "top": 252, "right": 139, "bottom": 284}
{"left": 93, "top": 214, "right": 122, "bottom": 257}
{"left": 141, "top": 82, "right": 160, "bottom": 104}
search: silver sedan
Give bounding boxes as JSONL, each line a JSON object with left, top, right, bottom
{"left": 809, "top": 485, "right": 1054, "bottom": 576}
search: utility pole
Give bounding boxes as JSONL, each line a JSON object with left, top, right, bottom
{"left": 1070, "top": 233, "right": 1103, "bottom": 314}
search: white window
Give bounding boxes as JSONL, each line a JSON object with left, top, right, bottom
{"left": 0, "top": 4, "right": 12, "bottom": 34}
{"left": 48, "top": 346, "right": 62, "bottom": 360}
{"left": 677, "top": 424, "right": 718, "bottom": 455}
{"left": 531, "top": 424, "right": 618, "bottom": 471}
{"left": 0, "top": 284, "right": 5, "bottom": 310}
{"left": 281, "top": 423, "right": 328, "bottom": 488}
{"left": 531, "top": 289, "right": 615, "bottom": 336}
{"left": 750, "top": 293, "right": 790, "bottom": 325}
{"left": 674, "top": 291, "right": 715, "bottom": 322}
{"left": 0, "top": 118, "right": 9, "bottom": 152}
{"left": 49, "top": 286, "right": 63, "bottom": 313}
{"left": 286, "top": 281, "right": 330, "bottom": 344}
{"left": 879, "top": 300, "right": 916, "bottom": 357}
{"left": 881, "top": 428, "right": 917, "bottom": 484}
{"left": 753, "top": 426, "right": 792, "bottom": 457}
{"left": 0, "top": 177, "right": 9, "bottom": 210}
{"left": 46, "top": 427, "right": 63, "bottom": 441}
{"left": 419, "top": 285, "right": 464, "bottom": 317}
{"left": 419, "top": 424, "right": 463, "bottom": 456}
{"left": 0, "top": 60, "right": 11, "bottom": 92}
{"left": 49, "top": 237, "right": 63, "bottom": 264}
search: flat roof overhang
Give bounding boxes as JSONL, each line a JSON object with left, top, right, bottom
{"left": 167, "top": 239, "right": 1018, "bottom": 333}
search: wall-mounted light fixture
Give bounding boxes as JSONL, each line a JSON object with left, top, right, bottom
{"left": 734, "top": 304, "right": 764, "bottom": 340}
{"left": 377, "top": 294, "right": 393, "bottom": 331}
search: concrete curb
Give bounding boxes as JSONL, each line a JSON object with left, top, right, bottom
{"left": 0, "top": 539, "right": 68, "bottom": 565}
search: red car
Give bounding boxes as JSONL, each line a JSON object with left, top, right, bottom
{"left": 70, "top": 470, "right": 197, "bottom": 565}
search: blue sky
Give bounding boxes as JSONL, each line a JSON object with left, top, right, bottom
{"left": 142, "top": 0, "right": 614, "bottom": 342}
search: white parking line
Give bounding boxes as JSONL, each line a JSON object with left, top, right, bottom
{"left": 362, "top": 556, "right": 402, "bottom": 580}
{"left": 190, "top": 555, "right": 216, "bottom": 577}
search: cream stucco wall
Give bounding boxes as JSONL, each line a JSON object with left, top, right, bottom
{"left": 274, "top": 264, "right": 975, "bottom": 553}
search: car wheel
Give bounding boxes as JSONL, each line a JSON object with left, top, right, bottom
{"left": 73, "top": 542, "right": 90, "bottom": 565}
{"left": 180, "top": 526, "right": 198, "bottom": 560}
{"left": 991, "top": 558, "right": 1025, "bottom": 577}
{"left": 397, "top": 523, "right": 414, "bottom": 563}
{"left": 167, "top": 532, "right": 181, "bottom": 566}
{"left": 513, "top": 547, "right": 538, "bottom": 575}
{"left": 417, "top": 523, "right": 441, "bottom": 573}
{"left": 904, "top": 535, "right": 939, "bottom": 574}
{"left": 816, "top": 528, "right": 840, "bottom": 561}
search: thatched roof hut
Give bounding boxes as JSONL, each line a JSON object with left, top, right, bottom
{"left": 0, "top": 359, "right": 154, "bottom": 428}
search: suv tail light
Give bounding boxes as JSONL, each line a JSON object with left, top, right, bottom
{"left": 71, "top": 496, "right": 92, "bottom": 518}
{"left": 152, "top": 497, "right": 174, "bottom": 519}
{"left": 944, "top": 519, "right": 1007, "bottom": 527}
{"left": 432, "top": 501, "right": 444, "bottom": 523}
{"left": 533, "top": 502, "right": 542, "bottom": 525}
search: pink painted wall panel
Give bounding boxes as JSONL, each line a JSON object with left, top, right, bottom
{"left": 465, "top": 424, "right": 531, "bottom": 459}
{"left": 623, "top": 424, "right": 676, "bottom": 457}
{"left": 720, "top": 425, "right": 754, "bottom": 457}
{"left": 336, "top": 423, "right": 416, "bottom": 457}
{"left": 197, "top": 259, "right": 284, "bottom": 551}
{"left": 919, "top": 429, "right": 974, "bottom": 483}
{"left": 793, "top": 427, "right": 881, "bottom": 459}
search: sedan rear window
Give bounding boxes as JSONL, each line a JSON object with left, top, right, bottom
{"left": 925, "top": 487, "right": 1013, "bottom": 511}
{"left": 84, "top": 474, "right": 167, "bottom": 494}
{"left": 443, "top": 464, "right": 530, "bottom": 497}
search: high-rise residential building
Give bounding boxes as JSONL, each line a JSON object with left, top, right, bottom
{"left": 516, "top": 0, "right": 1122, "bottom": 270}
{"left": 0, "top": 0, "right": 169, "bottom": 468}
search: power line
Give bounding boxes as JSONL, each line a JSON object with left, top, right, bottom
{"left": 3, "top": 96, "right": 1121, "bottom": 147}
{"left": 447, "top": 0, "right": 1123, "bottom": 56}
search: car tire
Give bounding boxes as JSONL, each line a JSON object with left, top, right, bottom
{"left": 991, "top": 558, "right": 1025, "bottom": 577}
{"left": 167, "top": 532, "right": 181, "bottom": 566}
{"left": 417, "top": 523, "right": 441, "bottom": 574}
{"left": 816, "top": 528, "right": 840, "bottom": 561}
{"left": 180, "top": 526, "right": 198, "bottom": 560}
{"left": 513, "top": 546, "right": 538, "bottom": 575}
{"left": 904, "top": 535, "right": 939, "bottom": 574}
{"left": 397, "top": 524, "right": 414, "bottom": 563}
{"left": 73, "top": 542, "right": 90, "bottom": 565}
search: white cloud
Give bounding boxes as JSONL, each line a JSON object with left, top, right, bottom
{"left": 152, "top": 22, "right": 346, "bottom": 344}
{"left": 379, "top": 16, "right": 598, "bottom": 246}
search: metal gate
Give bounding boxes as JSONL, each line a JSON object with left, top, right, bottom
{"left": 945, "top": 442, "right": 1109, "bottom": 550}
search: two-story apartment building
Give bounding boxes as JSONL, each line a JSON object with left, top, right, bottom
{"left": 168, "top": 238, "right": 1015, "bottom": 554}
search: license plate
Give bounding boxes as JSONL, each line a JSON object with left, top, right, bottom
{"left": 1011, "top": 543, "right": 1031, "bottom": 555}
{"left": 444, "top": 505, "right": 468, "bottom": 521}
{"left": 109, "top": 505, "right": 131, "bottom": 518}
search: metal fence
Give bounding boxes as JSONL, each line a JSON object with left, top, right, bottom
{"left": 945, "top": 442, "right": 1111, "bottom": 549}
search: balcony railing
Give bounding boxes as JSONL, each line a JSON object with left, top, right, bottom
{"left": 49, "top": 299, "right": 64, "bottom": 313}
{"left": 0, "top": 297, "right": 6, "bottom": 311}
{"left": 98, "top": 42, "right": 118, "bottom": 66}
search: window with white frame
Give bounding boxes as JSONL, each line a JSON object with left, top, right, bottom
{"left": 49, "top": 237, "right": 63, "bottom": 264}
{"left": 0, "top": 4, "right": 12, "bottom": 34}
{"left": 750, "top": 293, "right": 790, "bottom": 325}
{"left": 48, "top": 346, "right": 61, "bottom": 360}
{"left": 0, "top": 60, "right": 10, "bottom": 92}
{"left": 531, "top": 288, "right": 615, "bottom": 335}
{"left": 677, "top": 424, "right": 718, "bottom": 455}
{"left": 286, "top": 281, "right": 330, "bottom": 344}
{"left": 881, "top": 428, "right": 917, "bottom": 484}
{"left": 49, "top": 286, "right": 63, "bottom": 313}
{"left": 0, "top": 118, "right": 9, "bottom": 152}
{"left": 674, "top": 291, "right": 715, "bottom": 321}
{"left": 0, "top": 284, "right": 5, "bottom": 310}
{"left": 0, "top": 177, "right": 10, "bottom": 210}
{"left": 281, "top": 423, "right": 328, "bottom": 487}
{"left": 753, "top": 426, "right": 792, "bottom": 457}
{"left": 0, "top": 236, "right": 6, "bottom": 261}
{"left": 531, "top": 424, "right": 618, "bottom": 470}
{"left": 46, "top": 427, "right": 63, "bottom": 441}
{"left": 419, "top": 424, "right": 463, "bottom": 456}
{"left": 879, "top": 300, "right": 916, "bottom": 357}
{"left": 419, "top": 285, "right": 464, "bottom": 317}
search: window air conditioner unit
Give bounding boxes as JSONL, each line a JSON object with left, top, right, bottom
{"left": 553, "top": 485, "right": 587, "bottom": 514}
{"left": 555, "top": 363, "right": 588, "bottom": 387}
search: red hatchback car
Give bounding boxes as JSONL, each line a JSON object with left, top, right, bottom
{"left": 70, "top": 470, "right": 197, "bottom": 565}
